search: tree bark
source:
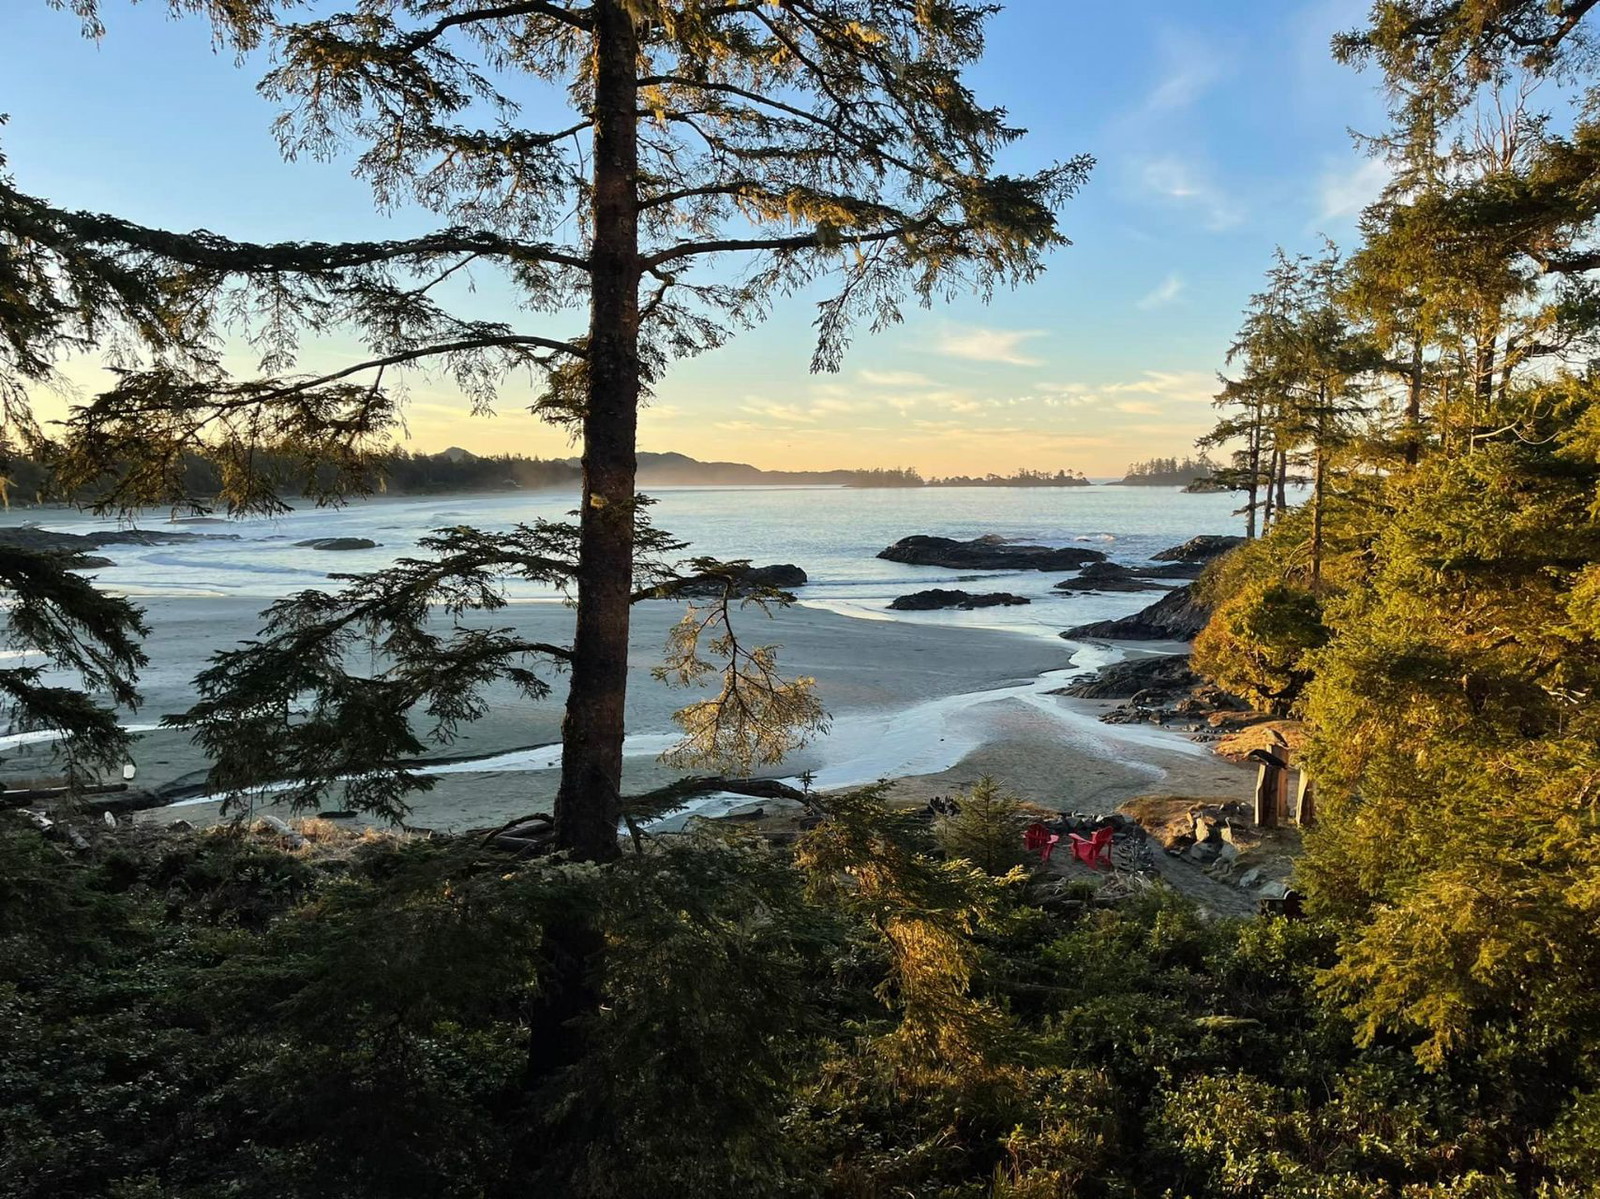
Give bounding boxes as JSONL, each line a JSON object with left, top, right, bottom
{"left": 554, "top": 0, "right": 640, "bottom": 863}
{"left": 1245, "top": 419, "right": 1261, "bottom": 539}
{"left": 1311, "top": 444, "right": 1326, "bottom": 585}
{"left": 1404, "top": 331, "right": 1423, "bottom": 467}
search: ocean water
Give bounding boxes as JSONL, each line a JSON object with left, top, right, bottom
{"left": 9, "top": 483, "right": 1247, "bottom": 641}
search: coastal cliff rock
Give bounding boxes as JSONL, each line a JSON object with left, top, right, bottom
{"left": 1151, "top": 534, "right": 1245, "bottom": 563}
{"left": 1054, "top": 653, "right": 1200, "bottom": 699}
{"left": 878, "top": 534, "right": 1105, "bottom": 570}
{"left": 889, "top": 589, "right": 1031, "bottom": 611}
{"left": 295, "top": 537, "right": 381, "bottom": 551}
{"left": 1062, "top": 584, "right": 1210, "bottom": 641}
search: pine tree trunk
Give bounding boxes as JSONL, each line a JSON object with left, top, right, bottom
{"left": 1275, "top": 446, "right": 1288, "bottom": 516}
{"left": 1404, "top": 332, "right": 1423, "bottom": 466}
{"left": 1311, "top": 434, "right": 1326, "bottom": 586}
{"left": 1261, "top": 445, "right": 1277, "bottom": 531}
{"left": 1245, "top": 421, "right": 1261, "bottom": 539}
{"left": 554, "top": 0, "right": 640, "bottom": 863}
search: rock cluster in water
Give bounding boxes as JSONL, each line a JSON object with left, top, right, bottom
{"left": 878, "top": 534, "right": 1105, "bottom": 571}
{"left": 295, "top": 537, "right": 382, "bottom": 551}
{"left": 888, "top": 589, "right": 1031, "bottom": 611}
{"left": 1052, "top": 561, "right": 1199, "bottom": 593}
{"left": 1150, "top": 534, "right": 1245, "bottom": 563}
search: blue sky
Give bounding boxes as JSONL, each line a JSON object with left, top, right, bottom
{"left": 0, "top": 0, "right": 1392, "bottom": 476}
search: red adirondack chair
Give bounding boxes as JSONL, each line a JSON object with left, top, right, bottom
{"left": 1022, "top": 821, "right": 1061, "bottom": 864}
{"left": 1069, "top": 825, "right": 1114, "bottom": 870}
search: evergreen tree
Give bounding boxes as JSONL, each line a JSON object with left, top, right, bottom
{"left": 18, "top": 2, "right": 1087, "bottom": 858}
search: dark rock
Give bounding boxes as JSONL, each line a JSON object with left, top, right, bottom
{"left": 0, "top": 527, "right": 238, "bottom": 554}
{"left": 1054, "top": 560, "right": 1202, "bottom": 593}
{"left": 878, "top": 534, "right": 1105, "bottom": 571}
{"left": 1185, "top": 841, "right": 1221, "bottom": 865}
{"left": 743, "top": 563, "right": 807, "bottom": 589}
{"left": 317, "top": 810, "right": 358, "bottom": 820}
{"left": 65, "top": 555, "right": 115, "bottom": 570}
{"left": 1053, "top": 562, "right": 1173, "bottom": 593}
{"left": 888, "top": 589, "right": 1032, "bottom": 611}
{"left": 1054, "top": 653, "right": 1199, "bottom": 700}
{"left": 1151, "top": 535, "right": 1246, "bottom": 564}
{"left": 671, "top": 563, "right": 808, "bottom": 598}
{"left": 1062, "top": 585, "right": 1210, "bottom": 641}
{"left": 295, "top": 537, "right": 381, "bottom": 551}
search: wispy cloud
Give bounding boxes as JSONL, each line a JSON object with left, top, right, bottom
{"left": 740, "top": 401, "right": 816, "bottom": 423}
{"left": 859, "top": 369, "right": 933, "bottom": 387}
{"left": 1137, "top": 273, "right": 1186, "bottom": 309}
{"left": 1139, "top": 156, "right": 1243, "bottom": 230}
{"left": 934, "top": 324, "right": 1046, "bottom": 366}
{"left": 1317, "top": 155, "right": 1389, "bottom": 222}
{"left": 1143, "top": 27, "right": 1225, "bottom": 112}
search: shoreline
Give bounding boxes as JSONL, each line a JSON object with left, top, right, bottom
{"left": 0, "top": 592, "right": 1254, "bottom": 832}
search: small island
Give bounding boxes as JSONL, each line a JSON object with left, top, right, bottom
{"left": 1114, "top": 455, "right": 1218, "bottom": 487}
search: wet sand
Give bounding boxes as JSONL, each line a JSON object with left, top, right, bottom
{"left": 1, "top": 594, "right": 1252, "bottom": 831}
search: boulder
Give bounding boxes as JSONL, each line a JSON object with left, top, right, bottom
{"left": 65, "top": 555, "right": 116, "bottom": 570}
{"left": 1151, "top": 534, "right": 1246, "bottom": 564}
{"left": 1062, "top": 584, "right": 1210, "bottom": 641}
{"left": 295, "top": 537, "right": 381, "bottom": 551}
{"left": 743, "top": 563, "right": 807, "bottom": 589}
{"left": 889, "top": 589, "right": 1032, "bottom": 611}
{"left": 878, "top": 534, "right": 1105, "bottom": 571}
{"left": 1054, "top": 653, "right": 1198, "bottom": 701}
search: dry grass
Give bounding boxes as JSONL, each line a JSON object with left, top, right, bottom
{"left": 1212, "top": 720, "right": 1308, "bottom": 762}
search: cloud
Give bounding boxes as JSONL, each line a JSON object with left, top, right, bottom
{"left": 934, "top": 325, "right": 1046, "bottom": 366}
{"left": 1137, "top": 273, "right": 1185, "bottom": 309}
{"left": 1144, "top": 27, "right": 1225, "bottom": 112}
{"left": 1317, "top": 155, "right": 1390, "bottom": 222}
{"left": 1114, "top": 400, "right": 1165, "bottom": 416}
{"left": 859, "top": 369, "right": 933, "bottom": 387}
{"left": 1102, "top": 370, "right": 1215, "bottom": 402}
{"left": 740, "top": 402, "right": 816, "bottom": 423}
{"left": 1139, "top": 156, "right": 1243, "bottom": 230}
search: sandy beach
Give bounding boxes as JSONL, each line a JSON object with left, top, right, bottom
{"left": 0, "top": 592, "right": 1252, "bottom": 831}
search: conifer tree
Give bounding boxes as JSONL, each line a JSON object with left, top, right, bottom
{"left": 18, "top": 1, "right": 1087, "bottom": 858}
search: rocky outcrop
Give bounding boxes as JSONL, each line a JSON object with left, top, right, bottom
{"left": 674, "top": 563, "right": 808, "bottom": 597}
{"left": 878, "top": 534, "right": 1105, "bottom": 571}
{"left": 1052, "top": 562, "right": 1158, "bottom": 593}
{"left": 1151, "top": 534, "right": 1245, "bottom": 564}
{"left": 0, "top": 527, "right": 238, "bottom": 553}
{"left": 1062, "top": 584, "right": 1210, "bottom": 641}
{"left": 295, "top": 537, "right": 381, "bottom": 551}
{"left": 889, "top": 589, "right": 1031, "bottom": 611}
{"left": 743, "top": 563, "right": 807, "bottom": 589}
{"left": 1054, "top": 653, "right": 1200, "bottom": 700}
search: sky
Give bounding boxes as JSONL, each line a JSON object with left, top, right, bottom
{"left": 0, "top": 0, "right": 1393, "bottom": 477}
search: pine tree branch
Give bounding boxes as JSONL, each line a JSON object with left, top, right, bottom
{"left": 397, "top": 0, "right": 593, "bottom": 48}
{"left": 644, "top": 219, "right": 936, "bottom": 268}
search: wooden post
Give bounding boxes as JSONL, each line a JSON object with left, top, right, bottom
{"left": 1295, "top": 772, "right": 1315, "bottom": 827}
{"left": 1254, "top": 762, "right": 1280, "bottom": 828}
{"left": 1249, "top": 748, "right": 1289, "bottom": 829}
